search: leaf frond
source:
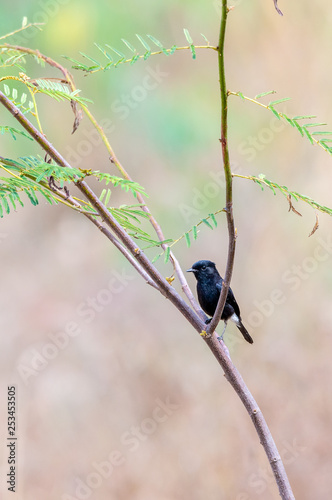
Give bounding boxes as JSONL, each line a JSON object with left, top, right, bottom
{"left": 62, "top": 31, "right": 217, "bottom": 74}
{"left": 229, "top": 90, "right": 332, "bottom": 155}
{"left": 233, "top": 173, "right": 332, "bottom": 217}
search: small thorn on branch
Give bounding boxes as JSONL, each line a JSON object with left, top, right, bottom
{"left": 273, "top": 0, "right": 283, "bottom": 16}
{"left": 308, "top": 214, "right": 319, "bottom": 237}
{"left": 287, "top": 194, "right": 302, "bottom": 217}
{"left": 48, "top": 175, "right": 70, "bottom": 199}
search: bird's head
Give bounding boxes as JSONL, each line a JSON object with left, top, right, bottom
{"left": 186, "top": 260, "right": 218, "bottom": 281}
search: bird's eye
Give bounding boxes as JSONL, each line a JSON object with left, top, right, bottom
{"left": 202, "top": 265, "right": 206, "bottom": 270}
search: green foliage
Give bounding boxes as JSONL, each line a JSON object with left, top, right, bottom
{"left": 33, "top": 79, "right": 92, "bottom": 105}
{"left": 0, "top": 159, "right": 60, "bottom": 217}
{"left": 230, "top": 91, "right": 332, "bottom": 155}
{"left": 62, "top": 30, "right": 213, "bottom": 74}
{"left": 2, "top": 84, "right": 34, "bottom": 115}
{"left": 0, "top": 153, "right": 164, "bottom": 246}
{"left": 100, "top": 197, "right": 172, "bottom": 247}
{"left": 177, "top": 211, "right": 220, "bottom": 250}
{"left": 92, "top": 172, "right": 147, "bottom": 197}
{"left": 154, "top": 210, "right": 223, "bottom": 264}
{"left": 0, "top": 125, "right": 33, "bottom": 141}
{"left": 1, "top": 79, "right": 91, "bottom": 112}
{"left": 0, "top": 19, "right": 43, "bottom": 43}
{"left": 4, "top": 156, "right": 85, "bottom": 184}
{"left": 234, "top": 173, "right": 332, "bottom": 216}
{"left": 0, "top": 49, "right": 26, "bottom": 71}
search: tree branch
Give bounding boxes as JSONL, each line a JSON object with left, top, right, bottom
{"left": 0, "top": 90, "right": 203, "bottom": 331}
{"left": 2, "top": 42, "right": 200, "bottom": 315}
{"left": 0, "top": 21, "right": 295, "bottom": 494}
{"left": 207, "top": 0, "right": 235, "bottom": 336}
{"left": 208, "top": 1, "right": 294, "bottom": 497}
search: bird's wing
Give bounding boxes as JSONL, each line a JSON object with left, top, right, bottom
{"left": 216, "top": 281, "right": 241, "bottom": 318}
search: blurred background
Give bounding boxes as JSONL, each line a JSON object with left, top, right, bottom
{"left": 0, "top": 0, "right": 332, "bottom": 499}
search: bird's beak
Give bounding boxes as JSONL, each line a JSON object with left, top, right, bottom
{"left": 186, "top": 268, "right": 196, "bottom": 273}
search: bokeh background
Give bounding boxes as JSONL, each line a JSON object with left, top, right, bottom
{"left": 0, "top": 1, "right": 332, "bottom": 499}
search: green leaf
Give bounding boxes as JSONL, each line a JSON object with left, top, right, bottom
{"left": 293, "top": 115, "right": 316, "bottom": 121}
{"left": 94, "top": 43, "right": 113, "bottom": 62}
{"left": 255, "top": 90, "right": 276, "bottom": 99}
{"left": 200, "top": 33, "right": 210, "bottom": 44}
{"left": 164, "top": 246, "right": 171, "bottom": 263}
{"left": 183, "top": 28, "right": 193, "bottom": 44}
{"left": 0, "top": 126, "right": 33, "bottom": 141}
{"left": 146, "top": 34, "right": 164, "bottom": 49}
{"left": 209, "top": 213, "right": 218, "bottom": 227}
{"left": 202, "top": 218, "right": 213, "bottom": 229}
{"left": 185, "top": 232, "right": 191, "bottom": 247}
{"left": 121, "top": 38, "right": 136, "bottom": 53}
{"left": 268, "top": 97, "right": 291, "bottom": 106}
{"left": 193, "top": 225, "right": 198, "bottom": 240}
{"left": 268, "top": 105, "right": 281, "bottom": 119}
{"left": 189, "top": 45, "right": 196, "bottom": 59}
{"left": 99, "top": 189, "right": 106, "bottom": 203}
{"left": 293, "top": 121, "right": 304, "bottom": 136}
{"left": 304, "top": 122, "right": 327, "bottom": 128}
{"left": 284, "top": 116, "right": 295, "bottom": 127}
{"left": 79, "top": 52, "right": 100, "bottom": 65}
{"left": 104, "top": 189, "right": 111, "bottom": 206}
{"left": 136, "top": 34, "right": 151, "bottom": 51}
{"left": 143, "top": 50, "right": 151, "bottom": 60}
{"left": 24, "top": 188, "right": 39, "bottom": 206}
{"left": 105, "top": 44, "right": 126, "bottom": 60}
{"left": 302, "top": 127, "right": 314, "bottom": 144}
{"left": 1, "top": 195, "right": 10, "bottom": 214}
{"left": 130, "top": 54, "right": 140, "bottom": 65}
{"left": 152, "top": 253, "right": 161, "bottom": 264}
{"left": 37, "top": 187, "right": 56, "bottom": 205}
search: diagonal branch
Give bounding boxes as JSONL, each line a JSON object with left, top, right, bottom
{"left": 1, "top": 42, "right": 201, "bottom": 314}
{"left": 0, "top": 89, "right": 202, "bottom": 330}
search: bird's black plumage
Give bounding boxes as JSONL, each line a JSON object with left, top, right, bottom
{"left": 187, "top": 260, "right": 253, "bottom": 344}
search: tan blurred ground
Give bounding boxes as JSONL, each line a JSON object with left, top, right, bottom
{"left": 0, "top": 1, "right": 332, "bottom": 499}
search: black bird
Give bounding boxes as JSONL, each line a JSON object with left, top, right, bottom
{"left": 187, "top": 260, "right": 253, "bottom": 344}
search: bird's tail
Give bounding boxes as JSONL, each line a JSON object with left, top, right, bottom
{"left": 237, "top": 322, "right": 254, "bottom": 344}
{"left": 230, "top": 313, "right": 254, "bottom": 344}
